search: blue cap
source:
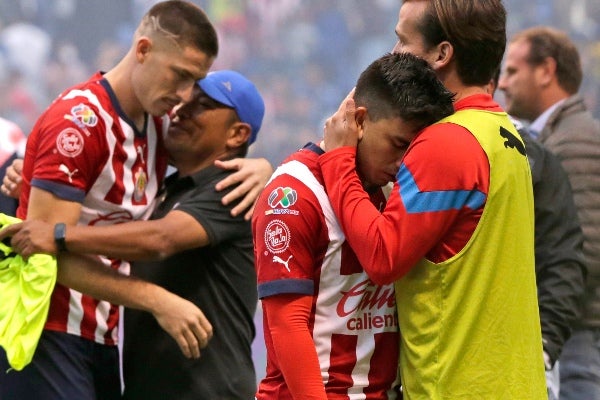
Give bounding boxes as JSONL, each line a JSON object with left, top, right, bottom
{"left": 197, "top": 70, "right": 265, "bottom": 145}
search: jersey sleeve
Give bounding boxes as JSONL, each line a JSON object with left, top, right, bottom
{"left": 28, "top": 98, "right": 109, "bottom": 202}
{"left": 252, "top": 173, "right": 328, "bottom": 299}
{"left": 318, "top": 123, "right": 489, "bottom": 284}
{"left": 262, "top": 294, "right": 328, "bottom": 399}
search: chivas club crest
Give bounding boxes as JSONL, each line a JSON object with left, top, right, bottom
{"left": 134, "top": 167, "right": 147, "bottom": 202}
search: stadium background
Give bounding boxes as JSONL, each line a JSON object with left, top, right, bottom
{"left": 1, "top": 0, "right": 598, "bottom": 383}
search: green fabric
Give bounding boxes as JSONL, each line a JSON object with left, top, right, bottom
{"left": 0, "top": 213, "right": 57, "bottom": 371}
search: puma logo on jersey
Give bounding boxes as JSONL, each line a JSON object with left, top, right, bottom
{"left": 500, "top": 126, "right": 526, "bottom": 156}
{"left": 273, "top": 255, "right": 293, "bottom": 272}
{"left": 59, "top": 164, "right": 79, "bottom": 183}
{"left": 136, "top": 145, "right": 146, "bottom": 164}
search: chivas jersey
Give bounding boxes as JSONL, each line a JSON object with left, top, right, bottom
{"left": 254, "top": 143, "right": 400, "bottom": 399}
{"left": 17, "top": 72, "right": 168, "bottom": 345}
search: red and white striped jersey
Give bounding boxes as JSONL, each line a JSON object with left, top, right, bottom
{"left": 254, "top": 143, "right": 400, "bottom": 399}
{"left": 17, "top": 72, "right": 168, "bottom": 346}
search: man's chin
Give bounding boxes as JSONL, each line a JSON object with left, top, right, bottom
{"left": 362, "top": 181, "right": 381, "bottom": 193}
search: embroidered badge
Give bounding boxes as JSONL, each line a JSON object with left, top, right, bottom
{"left": 134, "top": 167, "right": 147, "bottom": 202}
{"left": 268, "top": 186, "right": 297, "bottom": 208}
{"left": 265, "top": 187, "right": 300, "bottom": 216}
{"left": 56, "top": 128, "right": 84, "bottom": 157}
{"left": 67, "top": 103, "right": 98, "bottom": 127}
{"left": 264, "top": 219, "right": 291, "bottom": 254}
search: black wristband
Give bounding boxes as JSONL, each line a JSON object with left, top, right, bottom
{"left": 54, "top": 223, "right": 68, "bottom": 252}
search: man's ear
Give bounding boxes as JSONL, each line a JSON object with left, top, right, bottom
{"left": 226, "top": 122, "right": 251, "bottom": 149}
{"left": 536, "top": 56, "right": 557, "bottom": 87}
{"left": 136, "top": 37, "right": 152, "bottom": 63}
{"left": 433, "top": 41, "right": 454, "bottom": 70}
{"left": 354, "top": 107, "right": 368, "bottom": 140}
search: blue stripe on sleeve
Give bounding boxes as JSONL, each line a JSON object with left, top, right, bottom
{"left": 31, "top": 178, "right": 86, "bottom": 203}
{"left": 258, "top": 278, "right": 314, "bottom": 299}
{"left": 398, "top": 164, "right": 486, "bottom": 213}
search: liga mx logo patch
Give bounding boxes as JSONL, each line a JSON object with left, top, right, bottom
{"left": 268, "top": 187, "right": 297, "bottom": 208}
{"left": 64, "top": 103, "right": 98, "bottom": 131}
{"left": 70, "top": 104, "right": 98, "bottom": 126}
{"left": 265, "top": 187, "right": 300, "bottom": 216}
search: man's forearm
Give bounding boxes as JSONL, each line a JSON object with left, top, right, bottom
{"left": 57, "top": 252, "right": 213, "bottom": 359}
{"left": 65, "top": 210, "right": 208, "bottom": 261}
{"left": 65, "top": 221, "right": 173, "bottom": 261}
{"left": 57, "top": 252, "right": 166, "bottom": 311}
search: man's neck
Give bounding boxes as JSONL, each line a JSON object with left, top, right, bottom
{"left": 529, "top": 98, "right": 567, "bottom": 133}
{"left": 173, "top": 159, "right": 211, "bottom": 177}
{"left": 103, "top": 55, "right": 147, "bottom": 130}
{"left": 438, "top": 69, "right": 488, "bottom": 103}
{"left": 172, "top": 152, "right": 230, "bottom": 177}
{"left": 537, "top": 86, "right": 570, "bottom": 118}
{"left": 452, "top": 86, "right": 488, "bottom": 102}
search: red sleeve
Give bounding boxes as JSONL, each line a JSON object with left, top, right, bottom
{"left": 263, "top": 294, "right": 328, "bottom": 400}
{"left": 252, "top": 172, "right": 328, "bottom": 297}
{"left": 27, "top": 98, "right": 108, "bottom": 192}
{"left": 318, "top": 123, "right": 489, "bottom": 284}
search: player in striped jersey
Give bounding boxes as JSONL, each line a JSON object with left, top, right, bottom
{"left": 0, "top": 2, "right": 218, "bottom": 399}
{"left": 253, "top": 52, "right": 454, "bottom": 399}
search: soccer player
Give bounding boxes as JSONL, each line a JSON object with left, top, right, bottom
{"left": 0, "top": 2, "right": 269, "bottom": 399}
{"left": 253, "top": 52, "right": 454, "bottom": 399}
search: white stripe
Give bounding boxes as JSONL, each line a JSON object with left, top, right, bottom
{"left": 66, "top": 290, "right": 83, "bottom": 337}
{"left": 95, "top": 299, "right": 110, "bottom": 342}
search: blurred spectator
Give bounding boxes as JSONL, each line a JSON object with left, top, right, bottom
{"left": 94, "top": 39, "right": 127, "bottom": 72}
{"left": 0, "top": 117, "right": 25, "bottom": 216}
{"left": 44, "top": 41, "right": 90, "bottom": 100}
{"left": 0, "top": 19, "right": 51, "bottom": 84}
{"left": 500, "top": 25, "right": 600, "bottom": 400}
{"left": 0, "top": 70, "right": 40, "bottom": 133}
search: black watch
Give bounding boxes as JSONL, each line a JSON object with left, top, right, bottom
{"left": 54, "top": 223, "right": 68, "bottom": 252}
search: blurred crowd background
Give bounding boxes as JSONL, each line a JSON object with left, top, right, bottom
{"left": 1, "top": 0, "right": 599, "bottom": 167}
{"left": 1, "top": 0, "right": 599, "bottom": 381}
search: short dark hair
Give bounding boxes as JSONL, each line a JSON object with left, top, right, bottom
{"left": 512, "top": 26, "right": 582, "bottom": 94}
{"left": 354, "top": 52, "right": 455, "bottom": 130}
{"left": 413, "top": 0, "right": 506, "bottom": 86}
{"left": 141, "top": 0, "right": 218, "bottom": 58}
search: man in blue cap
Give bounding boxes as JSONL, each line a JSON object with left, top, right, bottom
{"left": 2, "top": 70, "right": 265, "bottom": 399}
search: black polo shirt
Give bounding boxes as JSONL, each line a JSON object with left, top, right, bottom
{"left": 122, "top": 165, "right": 257, "bottom": 400}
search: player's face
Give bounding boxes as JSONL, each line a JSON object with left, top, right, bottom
{"left": 133, "top": 40, "right": 214, "bottom": 117}
{"left": 392, "top": 1, "right": 438, "bottom": 66}
{"left": 165, "top": 87, "right": 235, "bottom": 167}
{"left": 498, "top": 40, "right": 543, "bottom": 121}
{"left": 356, "top": 114, "right": 418, "bottom": 191}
